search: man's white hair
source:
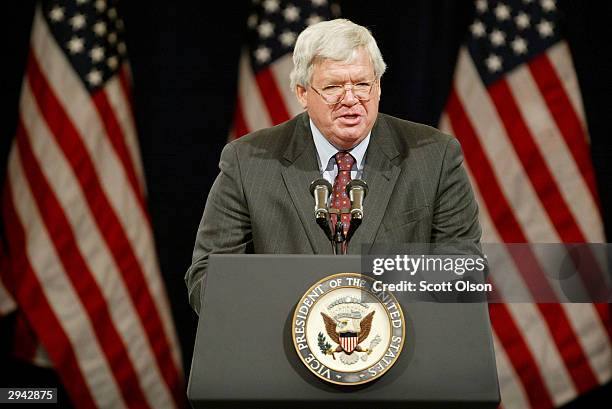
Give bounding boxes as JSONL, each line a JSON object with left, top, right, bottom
{"left": 289, "top": 19, "right": 386, "bottom": 93}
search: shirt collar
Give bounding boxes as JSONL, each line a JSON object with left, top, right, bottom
{"left": 309, "top": 118, "right": 370, "bottom": 172}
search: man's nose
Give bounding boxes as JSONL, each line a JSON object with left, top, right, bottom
{"left": 341, "top": 88, "right": 359, "bottom": 106}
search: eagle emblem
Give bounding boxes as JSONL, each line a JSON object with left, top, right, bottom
{"left": 292, "top": 273, "right": 405, "bottom": 385}
{"left": 318, "top": 296, "right": 381, "bottom": 365}
{"left": 321, "top": 310, "right": 374, "bottom": 356}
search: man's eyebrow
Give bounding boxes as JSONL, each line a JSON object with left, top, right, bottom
{"left": 319, "top": 74, "right": 373, "bottom": 84}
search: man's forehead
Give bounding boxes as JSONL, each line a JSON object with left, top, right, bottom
{"left": 312, "top": 57, "right": 375, "bottom": 79}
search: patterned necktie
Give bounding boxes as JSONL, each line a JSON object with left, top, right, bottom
{"left": 331, "top": 152, "right": 356, "bottom": 236}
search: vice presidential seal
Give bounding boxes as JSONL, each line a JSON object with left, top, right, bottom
{"left": 292, "top": 273, "right": 405, "bottom": 385}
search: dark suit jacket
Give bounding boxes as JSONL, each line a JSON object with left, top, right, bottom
{"left": 186, "top": 112, "right": 481, "bottom": 313}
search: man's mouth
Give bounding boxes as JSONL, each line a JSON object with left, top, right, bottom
{"left": 338, "top": 114, "right": 361, "bottom": 124}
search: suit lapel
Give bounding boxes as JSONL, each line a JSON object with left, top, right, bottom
{"left": 281, "top": 113, "right": 332, "bottom": 254}
{"left": 280, "top": 113, "right": 401, "bottom": 255}
{"left": 348, "top": 115, "right": 401, "bottom": 254}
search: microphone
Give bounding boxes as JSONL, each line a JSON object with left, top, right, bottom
{"left": 309, "top": 179, "right": 333, "bottom": 220}
{"left": 345, "top": 179, "right": 368, "bottom": 220}
{"left": 345, "top": 179, "right": 368, "bottom": 242}
{"left": 309, "top": 179, "right": 333, "bottom": 240}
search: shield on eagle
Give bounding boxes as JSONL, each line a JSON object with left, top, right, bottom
{"left": 339, "top": 332, "right": 359, "bottom": 353}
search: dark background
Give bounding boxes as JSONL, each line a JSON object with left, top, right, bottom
{"left": 1, "top": 1, "right": 610, "bottom": 407}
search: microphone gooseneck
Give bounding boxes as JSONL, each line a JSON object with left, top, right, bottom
{"left": 310, "top": 178, "right": 368, "bottom": 254}
{"left": 345, "top": 179, "right": 368, "bottom": 219}
{"left": 309, "top": 179, "right": 333, "bottom": 240}
{"left": 345, "top": 179, "right": 368, "bottom": 242}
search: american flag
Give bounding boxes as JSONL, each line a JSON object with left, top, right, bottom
{"left": 0, "top": 247, "right": 16, "bottom": 315}
{"left": 231, "top": 0, "right": 337, "bottom": 138}
{"left": 0, "top": 1, "right": 184, "bottom": 408}
{"left": 439, "top": 0, "right": 612, "bottom": 408}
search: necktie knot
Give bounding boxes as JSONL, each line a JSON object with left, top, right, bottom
{"left": 335, "top": 152, "right": 355, "bottom": 172}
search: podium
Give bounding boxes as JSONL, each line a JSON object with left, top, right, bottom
{"left": 188, "top": 255, "right": 500, "bottom": 408}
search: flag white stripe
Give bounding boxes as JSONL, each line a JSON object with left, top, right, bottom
{"left": 560, "top": 304, "right": 612, "bottom": 385}
{"left": 31, "top": 8, "right": 182, "bottom": 370}
{"left": 8, "top": 148, "right": 126, "bottom": 409}
{"left": 238, "top": 51, "right": 273, "bottom": 131}
{"left": 270, "top": 55, "right": 304, "bottom": 117}
{"left": 505, "top": 303, "right": 577, "bottom": 405}
{"left": 506, "top": 63, "right": 604, "bottom": 242}
{"left": 532, "top": 245, "right": 592, "bottom": 302}
{"left": 454, "top": 48, "right": 560, "bottom": 243}
{"left": 103, "top": 72, "right": 147, "bottom": 197}
{"left": 492, "top": 332, "right": 530, "bottom": 409}
{"left": 0, "top": 279, "right": 17, "bottom": 316}
{"left": 21, "top": 79, "right": 174, "bottom": 409}
{"left": 547, "top": 43, "right": 587, "bottom": 128}
{"left": 464, "top": 166, "right": 538, "bottom": 303}
{"left": 443, "top": 116, "right": 532, "bottom": 302}
{"left": 441, "top": 114, "right": 502, "bottom": 244}
{"left": 32, "top": 343, "right": 54, "bottom": 368}
{"left": 441, "top": 113, "right": 502, "bottom": 246}
{"left": 445, "top": 114, "right": 570, "bottom": 304}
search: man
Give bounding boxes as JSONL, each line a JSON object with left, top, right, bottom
{"left": 186, "top": 19, "right": 481, "bottom": 313}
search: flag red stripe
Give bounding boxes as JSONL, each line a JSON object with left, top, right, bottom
{"left": 537, "top": 304, "right": 599, "bottom": 393}
{"left": 111, "top": 70, "right": 152, "bottom": 223}
{"left": 118, "top": 66, "right": 136, "bottom": 121}
{"left": 255, "top": 68, "right": 291, "bottom": 125}
{"left": 12, "top": 311, "right": 38, "bottom": 363}
{"left": 562, "top": 246, "right": 612, "bottom": 339}
{"left": 489, "top": 304, "right": 555, "bottom": 409}
{"left": 564, "top": 246, "right": 610, "bottom": 304}
{"left": 91, "top": 91, "right": 145, "bottom": 210}
{"left": 446, "top": 87, "right": 557, "bottom": 408}
{"left": 447, "top": 87, "right": 600, "bottom": 394}
{"left": 528, "top": 54, "right": 600, "bottom": 205}
{"left": 2, "top": 181, "right": 98, "bottom": 409}
{"left": 445, "top": 89, "right": 524, "bottom": 241}
{"left": 15, "top": 122, "right": 150, "bottom": 408}
{"left": 594, "top": 303, "right": 612, "bottom": 341}
{"left": 27, "top": 55, "right": 183, "bottom": 406}
{"left": 488, "top": 79, "right": 586, "bottom": 243}
{"left": 492, "top": 249, "right": 601, "bottom": 393}
{"left": 506, "top": 246, "right": 560, "bottom": 300}
{"left": 233, "top": 97, "right": 249, "bottom": 138}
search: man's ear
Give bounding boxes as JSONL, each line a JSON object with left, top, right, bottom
{"left": 296, "top": 85, "right": 308, "bottom": 109}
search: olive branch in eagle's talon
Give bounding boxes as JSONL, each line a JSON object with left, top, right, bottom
{"left": 317, "top": 332, "right": 336, "bottom": 359}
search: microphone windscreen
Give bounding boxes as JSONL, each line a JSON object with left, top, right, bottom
{"left": 345, "top": 179, "right": 368, "bottom": 197}
{"left": 310, "top": 178, "right": 332, "bottom": 196}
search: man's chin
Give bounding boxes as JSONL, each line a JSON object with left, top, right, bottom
{"left": 332, "top": 131, "right": 367, "bottom": 149}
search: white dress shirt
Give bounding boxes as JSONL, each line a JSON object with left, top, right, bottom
{"left": 309, "top": 119, "right": 370, "bottom": 185}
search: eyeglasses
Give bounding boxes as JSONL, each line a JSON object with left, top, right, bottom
{"left": 310, "top": 80, "right": 377, "bottom": 105}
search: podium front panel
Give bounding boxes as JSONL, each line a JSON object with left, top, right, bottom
{"left": 188, "top": 254, "right": 499, "bottom": 408}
